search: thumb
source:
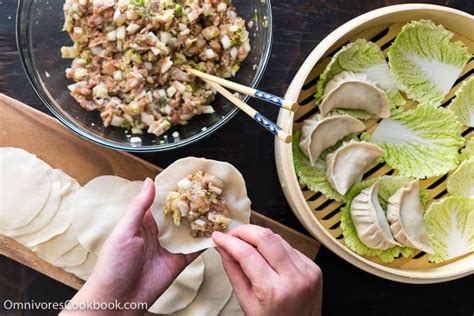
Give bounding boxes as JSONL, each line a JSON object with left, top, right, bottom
{"left": 114, "top": 177, "right": 155, "bottom": 235}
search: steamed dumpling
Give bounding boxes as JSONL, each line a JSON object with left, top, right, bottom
{"left": 326, "top": 141, "right": 384, "bottom": 195}
{"left": 350, "top": 181, "right": 400, "bottom": 250}
{"left": 320, "top": 71, "right": 391, "bottom": 118}
{"left": 387, "top": 180, "right": 433, "bottom": 253}
{"left": 299, "top": 114, "right": 366, "bottom": 165}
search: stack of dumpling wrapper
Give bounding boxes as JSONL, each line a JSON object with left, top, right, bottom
{"left": 0, "top": 147, "right": 242, "bottom": 315}
{"left": 294, "top": 19, "right": 474, "bottom": 264}
{"left": 0, "top": 147, "right": 94, "bottom": 279}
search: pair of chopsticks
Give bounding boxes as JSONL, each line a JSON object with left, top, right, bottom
{"left": 188, "top": 69, "right": 297, "bottom": 143}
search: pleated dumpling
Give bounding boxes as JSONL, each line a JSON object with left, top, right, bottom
{"left": 387, "top": 180, "right": 433, "bottom": 253}
{"left": 299, "top": 114, "right": 366, "bottom": 166}
{"left": 320, "top": 71, "right": 391, "bottom": 118}
{"left": 350, "top": 181, "right": 400, "bottom": 250}
{"left": 326, "top": 141, "right": 384, "bottom": 195}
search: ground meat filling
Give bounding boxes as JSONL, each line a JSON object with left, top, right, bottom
{"left": 165, "top": 171, "right": 231, "bottom": 237}
{"left": 62, "top": 0, "right": 251, "bottom": 136}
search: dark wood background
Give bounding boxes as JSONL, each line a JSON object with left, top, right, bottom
{"left": 1, "top": 0, "right": 473, "bottom": 315}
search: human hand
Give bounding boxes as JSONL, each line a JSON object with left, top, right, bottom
{"left": 212, "top": 225, "right": 322, "bottom": 316}
{"left": 63, "top": 178, "right": 198, "bottom": 315}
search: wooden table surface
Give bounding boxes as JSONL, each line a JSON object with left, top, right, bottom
{"left": 1, "top": 0, "right": 473, "bottom": 315}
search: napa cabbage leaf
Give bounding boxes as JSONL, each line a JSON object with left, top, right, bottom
{"left": 369, "top": 105, "right": 464, "bottom": 178}
{"left": 388, "top": 20, "right": 471, "bottom": 106}
{"left": 424, "top": 196, "right": 474, "bottom": 263}
{"left": 449, "top": 76, "right": 474, "bottom": 127}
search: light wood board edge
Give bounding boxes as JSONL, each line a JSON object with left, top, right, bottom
{"left": 0, "top": 235, "right": 84, "bottom": 290}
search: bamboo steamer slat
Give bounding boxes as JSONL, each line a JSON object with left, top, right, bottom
{"left": 275, "top": 4, "right": 474, "bottom": 283}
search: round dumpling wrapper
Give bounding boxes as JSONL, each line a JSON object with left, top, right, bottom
{"left": 52, "top": 243, "right": 88, "bottom": 268}
{"left": 16, "top": 171, "right": 81, "bottom": 247}
{"left": 152, "top": 157, "right": 251, "bottom": 254}
{"left": 72, "top": 176, "right": 143, "bottom": 255}
{"left": 148, "top": 256, "right": 205, "bottom": 314}
{"left": 4, "top": 167, "right": 62, "bottom": 238}
{"left": 0, "top": 147, "right": 51, "bottom": 230}
{"left": 64, "top": 252, "right": 98, "bottom": 281}
{"left": 174, "top": 248, "right": 233, "bottom": 316}
{"left": 32, "top": 225, "right": 79, "bottom": 263}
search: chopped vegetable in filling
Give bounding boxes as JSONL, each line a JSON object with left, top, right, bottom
{"left": 61, "top": 0, "right": 250, "bottom": 136}
{"left": 164, "top": 171, "right": 231, "bottom": 237}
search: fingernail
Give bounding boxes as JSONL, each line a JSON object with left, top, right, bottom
{"left": 141, "top": 178, "right": 152, "bottom": 192}
{"left": 212, "top": 231, "right": 224, "bottom": 240}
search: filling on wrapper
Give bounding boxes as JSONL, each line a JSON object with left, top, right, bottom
{"left": 165, "top": 171, "right": 231, "bottom": 237}
{"left": 152, "top": 157, "right": 251, "bottom": 254}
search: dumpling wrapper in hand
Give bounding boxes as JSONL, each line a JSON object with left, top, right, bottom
{"left": 350, "top": 181, "right": 400, "bottom": 250}
{"left": 152, "top": 157, "right": 251, "bottom": 254}
{"left": 320, "top": 71, "right": 391, "bottom": 118}
{"left": 299, "top": 114, "right": 365, "bottom": 166}
{"left": 326, "top": 141, "right": 384, "bottom": 195}
{"left": 387, "top": 180, "right": 433, "bottom": 254}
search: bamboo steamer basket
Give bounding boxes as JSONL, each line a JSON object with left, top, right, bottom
{"left": 275, "top": 4, "right": 474, "bottom": 283}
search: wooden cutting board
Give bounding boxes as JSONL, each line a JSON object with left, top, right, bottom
{"left": 0, "top": 94, "right": 320, "bottom": 290}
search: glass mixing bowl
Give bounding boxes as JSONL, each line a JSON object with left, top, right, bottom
{"left": 16, "top": 0, "right": 272, "bottom": 152}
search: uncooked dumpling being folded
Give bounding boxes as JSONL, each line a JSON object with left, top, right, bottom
{"left": 326, "top": 141, "right": 384, "bottom": 195}
{"left": 320, "top": 71, "right": 391, "bottom": 118}
{"left": 387, "top": 180, "right": 433, "bottom": 253}
{"left": 350, "top": 181, "right": 400, "bottom": 250}
{"left": 299, "top": 114, "right": 365, "bottom": 166}
{"left": 152, "top": 157, "right": 251, "bottom": 254}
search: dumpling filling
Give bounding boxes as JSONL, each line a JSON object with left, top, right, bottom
{"left": 164, "top": 171, "right": 231, "bottom": 237}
